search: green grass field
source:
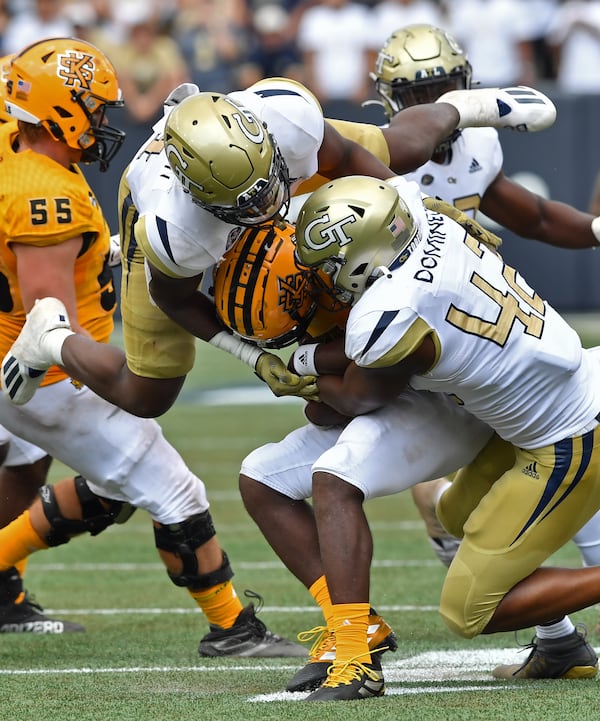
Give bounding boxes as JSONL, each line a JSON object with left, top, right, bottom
{"left": 2, "top": 316, "right": 600, "bottom": 721}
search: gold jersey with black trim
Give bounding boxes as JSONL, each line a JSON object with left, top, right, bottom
{"left": 0, "top": 122, "right": 115, "bottom": 386}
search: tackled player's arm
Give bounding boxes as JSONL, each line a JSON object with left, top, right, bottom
{"left": 317, "top": 120, "right": 393, "bottom": 182}
{"left": 149, "top": 260, "right": 318, "bottom": 399}
{"left": 479, "top": 171, "right": 600, "bottom": 250}
{"left": 313, "top": 334, "right": 437, "bottom": 417}
{"left": 383, "top": 103, "right": 461, "bottom": 174}
{"left": 147, "top": 262, "right": 223, "bottom": 342}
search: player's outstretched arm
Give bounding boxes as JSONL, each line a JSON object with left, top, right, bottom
{"left": 383, "top": 103, "right": 462, "bottom": 174}
{"left": 480, "top": 171, "right": 600, "bottom": 250}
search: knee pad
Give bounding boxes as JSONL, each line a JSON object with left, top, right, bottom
{"left": 40, "top": 476, "right": 137, "bottom": 547}
{"left": 153, "top": 510, "right": 234, "bottom": 590}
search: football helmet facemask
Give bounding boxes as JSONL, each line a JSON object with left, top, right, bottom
{"left": 164, "top": 92, "right": 290, "bottom": 226}
{"left": 213, "top": 221, "right": 318, "bottom": 348}
{"left": 295, "top": 176, "right": 420, "bottom": 305}
{"left": 5, "top": 38, "right": 124, "bottom": 170}
{"left": 372, "top": 24, "right": 472, "bottom": 120}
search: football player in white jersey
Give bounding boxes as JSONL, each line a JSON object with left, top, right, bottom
{"left": 288, "top": 174, "right": 600, "bottom": 700}
{"left": 371, "top": 23, "right": 600, "bottom": 672}
{"left": 223, "top": 213, "right": 596, "bottom": 693}
{"left": 232, "top": 30, "right": 600, "bottom": 692}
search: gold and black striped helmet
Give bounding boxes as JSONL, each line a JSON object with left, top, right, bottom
{"left": 213, "top": 221, "right": 317, "bottom": 348}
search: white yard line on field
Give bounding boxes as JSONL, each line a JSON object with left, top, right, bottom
{"left": 0, "top": 649, "right": 536, "bottom": 691}
{"left": 43, "top": 604, "right": 440, "bottom": 615}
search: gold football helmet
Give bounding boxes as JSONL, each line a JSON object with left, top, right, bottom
{"left": 372, "top": 24, "right": 472, "bottom": 120}
{"left": 295, "top": 176, "right": 420, "bottom": 305}
{"left": 164, "top": 92, "right": 290, "bottom": 226}
{"left": 213, "top": 221, "right": 317, "bottom": 348}
{"left": 5, "top": 37, "right": 124, "bottom": 170}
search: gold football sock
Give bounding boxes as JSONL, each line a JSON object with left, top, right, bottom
{"left": 0, "top": 510, "right": 48, "bottom": 572}
{"left": 188, "top": 580, "right": 244, "bottom": 629}
{"left": 0, "top": 511, "right": 47, "bottom": 604}
{"left": 309, "top": 574, "right": 334, "bottom": 628}
{"left": 331, "top": 602, "right": 371, "bottom": 664}
{"left": 13, "top": 558, "right": 28, "bottom": 577}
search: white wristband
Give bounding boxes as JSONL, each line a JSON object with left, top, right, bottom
{"left": 49, "top": 328, "right": 75, "bottom": 365}
{"left": 291, "top": 343, "right": 319, "bottom": 376}
{"left": 591, "top": 217, "right": 600, "bottom": 246}
{"left": 208, "top": 330, "right": 262, "bottom": 369}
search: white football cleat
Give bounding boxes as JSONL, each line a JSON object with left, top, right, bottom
{"left": 2, "top": 298, "right": 73, "bottom": 405}
{"left": 437, "top": 85, "right": 556, "bottom": 133}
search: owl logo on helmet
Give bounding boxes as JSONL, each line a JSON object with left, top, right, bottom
{"left": 4, "top": 37, "right": 125, "bottom": 171}
{"left": 371, "top": 24, "right": 472, "bottom": 120}
{"left": 295, "top": 176, "right": 420, "bottom": 305}
{"left": 164, "top": 92, "right": 290, "bottom": 227}
{"left": 213, "top": 221, "right": 319, "bottom": 348}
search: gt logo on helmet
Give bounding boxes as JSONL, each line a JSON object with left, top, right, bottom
{"left": 303, "top": 214, "right": 356, "bottom": 251}
{"left": 57, "top": 51, "right": 94, "bottom": 90}
{"left": 228, "top": 102, "right": 265, "bottom": 145}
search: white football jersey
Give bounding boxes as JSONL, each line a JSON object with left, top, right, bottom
{"left": 345, "top": 206, "right": 600, "bottom": 449}
{"left": 403, "top": 127, "right": 503, "bottom": 218}
{"left": 125, "top": 80, "right": 325, "bottom": 279}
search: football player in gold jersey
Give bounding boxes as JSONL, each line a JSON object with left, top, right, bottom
{"left": 0, "top": 51, "right": 86, "bottom": 632}
{"left": 0, "top": 39, "right": 307, "bottom": 656}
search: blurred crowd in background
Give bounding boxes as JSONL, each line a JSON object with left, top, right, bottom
{"left": 2, "top": 0, "right": 600, "bottom": 127}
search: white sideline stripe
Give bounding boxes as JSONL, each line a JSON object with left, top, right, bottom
{"left": 44, "top": 604, "right": 439, "bottom": 616}
{"left": 30, "top": 558, "right": 440, "bottom": 571}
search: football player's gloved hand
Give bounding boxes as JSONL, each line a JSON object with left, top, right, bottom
{"left": 423, "top": 196, "right": 502, "bottom": 252}
{"left": 437, "top": 86, "right": 556, "bottom": 133}
{"left": 255, "top": 352, "right": 320, "bottom": 401}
